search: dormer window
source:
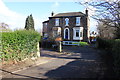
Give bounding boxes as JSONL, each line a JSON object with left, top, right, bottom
{"left": 65, "top": 18, "right": 69, "bottom": 26}
{"left": 76, "top": 17, "right": 80, "bottom": 26}
{"left": 55, "top": 18, "right": 59, "bottom": 26}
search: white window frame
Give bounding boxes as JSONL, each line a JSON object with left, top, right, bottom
{"left": 55, "top": 18, "right": 59, "bottom": 26}
{"left": 76, "top": 17, "right": 80, "bottom": 26}
{"left": 65, "top": 18, "right": 69, "bottom": 26}
{"left": 64, "top": 28, "right": 70, "bottom": 40}
{"left": 73, "top": 27, "right": 83, "bottom": 40}
{"left": 52, "top": 27, "right": 61, "bottom": 38}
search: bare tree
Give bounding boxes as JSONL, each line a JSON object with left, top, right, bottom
{"left": 0, "top": 22, "right": 11, "bottom": 32}
{"left": 97, "top": 21, "right": 116, "bottom": 39}
{"left": 78, "top": 0, "right": 120, "bottom": 38}
{"left": 0, "top": 22, "right": 9, "bottom": 29}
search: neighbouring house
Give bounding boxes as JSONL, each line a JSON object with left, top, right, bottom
{"left": 42, "top": 9, "right": 90, "bottom": 45}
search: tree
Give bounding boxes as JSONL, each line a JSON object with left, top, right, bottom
{"left": 97, "top": 21, "right": 116, "bottom": 39}
{"left": 0, "top": 22, "right": 11, "bottom": 32}
{"left": 78, "top": 0, "right": 120, "bottom": 38}
{"left": 25, "top": 14, "right": 35, "bottom": 30}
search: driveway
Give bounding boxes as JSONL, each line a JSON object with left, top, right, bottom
{"left": 2, "top": 46, "right": 107, "bottom": 79}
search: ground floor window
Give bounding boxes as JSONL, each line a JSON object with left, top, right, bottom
{"left": 52, "top": 27, "right": 61, "bottom": 38}
{"left": 73, "top": 27, "right": 83, "bottom": 40}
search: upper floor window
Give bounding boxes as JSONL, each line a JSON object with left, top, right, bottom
{"left": 65, "top": 18, "right": 69, "bottom": 26}
{"left": 55, "top": 18, "right": 59, "bottom": 26}
{"left": 76, "top": 17, "right": 80, "bottom": 26}
{"left": 45, "top": 23, "right": 47, "bottom": 26}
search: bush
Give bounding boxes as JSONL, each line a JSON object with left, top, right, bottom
{"left": 96, "top": 37, "right": 114, "bottom": 50}
{"left": 1, "top": 30, "right": 40, "bottom": 62}
{"left": 112, "top": 39, "right": 120, "bottom": 76}
{"left": 97, "top": 37, "right": 120, "bottom": 77}
{"left": 79, "top": 42, "right": 89, "bottom": 47}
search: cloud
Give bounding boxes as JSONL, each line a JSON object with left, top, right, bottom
{"left": 0, "top": 0, "right": 26, "bottom": 30}
{"left": 0, "top": 0, "right": 42, "bottom": 31}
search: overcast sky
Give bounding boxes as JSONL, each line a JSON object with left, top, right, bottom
{"left": 0, "top": 0, "right": 98, "bottom": 32}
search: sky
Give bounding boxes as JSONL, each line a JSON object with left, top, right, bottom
{"left": 0, "top": 0, "right": 97, "bottom": 32}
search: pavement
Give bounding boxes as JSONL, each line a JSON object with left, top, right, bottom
{"left": 1, "top": 46, "right": 109, "bottom": 79}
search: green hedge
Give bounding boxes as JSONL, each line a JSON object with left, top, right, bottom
{"left": 97, "top": 38, "right": 120, "bottom": 76}
{"left": 112, "top": 39, "right": 120, "bottom": 76}
{"left": 79, "top": 42, "right": 89, "bottom": 47}
{"left": 0, "top": 30, "right": 40, "bottom": 62}
{"left": 96, "top": 37, "right": 115, "bottom": 50}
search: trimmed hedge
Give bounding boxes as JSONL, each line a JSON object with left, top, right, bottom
{"left": 79, "top": 42, "right": 89, "bottom": 47}
{"left": 96, "top": 37, "right": 115, "bottom": 50}
{"left": 1, "top": 30, "right": 40, "bottom": 62}
{"left": 97, "top": 38, "right": 120, "bottom": 76}
{"left": 112, "top": 39, "right": 120, "bottom": 76}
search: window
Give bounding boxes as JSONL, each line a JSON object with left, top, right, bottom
{"left": 44, "top": 23, "right": 47, "bottom": 26}
{"left": 80, "top": 32, "right": 83, "bottom": 37}
{"left": 55, "top": 18, "right": 59, "bottom": 26}
{"left": 76, "top": 30, "right": 79, "bottom": 37}
{"left": 76, "top": 17, "right": 80, "bottom": 26}
{"left": 43, "top": 23, "right": 48, "bottom": 32}
{"left": 53, "top": 30, "right": 58, "bottom": 37}
{"left": 73, "top": 27, "right": 83, "bottom": 40}
{"left": 52, "top": 27, "right": 61, "bottom": 38}
{"left": 65, "top": 18, "right": 69, "bottom": 26}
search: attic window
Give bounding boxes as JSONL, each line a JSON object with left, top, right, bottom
{"left": 76, "top": 17, "right": 80, "bottom": 26}
{"left": 55, "top": 18, "right": 59, "bottom": 26}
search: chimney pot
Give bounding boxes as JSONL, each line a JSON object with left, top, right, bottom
{"left": 85, "top": 9, "right": 88, "bottom": 16}
{"left": 51, "top": 11, "right": 54, "bottom": 16}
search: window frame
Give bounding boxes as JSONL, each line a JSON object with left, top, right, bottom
{"left": 73, "top": 27, "right": 83, "bottom": 40}
{"left": 55, "top": 18, "right": 60, "bottom": 26}
{"left": 76, "top": 17, "right": 80, "bottom": 26}
{"left": 65, "top": 18, "right": 69, "bottom": 26}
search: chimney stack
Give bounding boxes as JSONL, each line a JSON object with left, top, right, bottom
{"left": 85, "top": 9, "right": 88, "bottom": 16}
{"left": 51, "top": 11, "right": 54, "bottom": 16}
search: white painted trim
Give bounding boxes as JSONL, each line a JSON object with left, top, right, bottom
{"left": 64, "top": 28, "right": 70, "bottom": 40}
{"left": 65, "top": 18, "right": 69, "bottom": 26}
{"left": 73, "top": 27, "right": 83, "bottom": 40}
{"left": 76, "top": 17, "right": 81, "bottom": 26}
{"left": 55, "top": 18, "right": 59, "bottom": 26}
{"left": 62, "top": 41, "right": 79, "bottom": 46}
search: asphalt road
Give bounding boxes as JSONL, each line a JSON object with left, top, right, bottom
{"left": 3, "top": 46, "right": 105, "bottom": 79}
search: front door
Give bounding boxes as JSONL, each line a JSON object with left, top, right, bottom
{"left": 64, "top": 28, "right": 69, "bottom": 40}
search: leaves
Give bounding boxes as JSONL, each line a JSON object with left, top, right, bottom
{"left": 25, "top": 14, "right": 35, "bottom": 30}
{"left": 1, "top": 30, "right": 40, "bottom": 62}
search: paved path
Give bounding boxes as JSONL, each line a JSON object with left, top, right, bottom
{"left": 2, "top": 46, "right": 105, "bottom": 79}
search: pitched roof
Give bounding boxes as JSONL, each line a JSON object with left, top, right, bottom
{"left": 51, "top": 12, "right": 85, "bottom": 18}
{"left": 43, "top": 20, "right": 49, "bottom": 23}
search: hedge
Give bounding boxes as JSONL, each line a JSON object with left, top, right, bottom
{"left": 97, "top": 38, "right": 120, "bottom": 76}
{"left": 112, "top": 39, "right": 120, "bottom": 76}
{"left": 0, "top": 30, "right": 40, "bottom": 62}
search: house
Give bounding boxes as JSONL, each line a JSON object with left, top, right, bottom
{"left": 42, "top": 9, "right": 90, "bottom": 45}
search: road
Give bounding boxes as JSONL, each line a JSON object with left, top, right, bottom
{"left": 3, "top": 46, "right": 105, "bottom": 79}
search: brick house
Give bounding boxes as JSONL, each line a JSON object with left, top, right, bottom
{"left": 42, "top": 10, "right": 90, "bottom": 45}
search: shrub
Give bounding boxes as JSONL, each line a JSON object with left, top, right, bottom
{"left": 1, "top": 30, "right": 40, "bottom": 62}
{"left": 112, "top": 39, "right": 120, "bottom": 76}
{"left": 97, "top": 37, "right": 120, "bottom": 77}
{"left": 96, "top": 37, "right": 114, "bottom": 50}
{"left": 79, "top": 42, "right": 89, "bottom": 47}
